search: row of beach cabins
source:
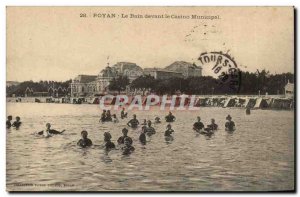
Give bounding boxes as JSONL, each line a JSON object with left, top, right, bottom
{"left": 8, "top": 95, "right": 294, "bottom": 110}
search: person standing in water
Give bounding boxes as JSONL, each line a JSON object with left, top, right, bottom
{"left": 6, "top": 115, "right": 12, "bottom": 129}
{"left": 141, "top": 119, "right": 147, "bottom": 126}
{"left": 117, "top": 128, "right": 133, "bottom": 145}
{"left": 106, "top": 110, "right": 112, "bottom": 121}
{"left": 193, "top": 116, "right": 204, "bottom": 132}
{"left": 164, "top": 124, "right": 174, "bottom": 137}
{"left": 37, "top": 123, "right": 65, "bottom": 135}
{"left": 12, "top": 116, "right": 22, "bottom": 129}
{"left": 225, "top": 115, "right": 236, "bottom": 131}
{"left": 77, "top": 130, "right": 93, "bottom": 148}
{"left": 127, "top": 114, "right": 139, "bottom": 128}
{"left": 145, "top": 120, "right": 156, "bottom": 136}
{"left": 103, "top": 132, "right": 115, "bottom": 151}
{"left": 139, "top": 126, "right": 147, "bottom": 145}
{"left": 165, "top": 112, "right": 176, "bottom": 122}
{"left": 206, "top": 118, "right": 218, "bottom": 131}
{"left": 100, "top": 110, "right": 107, "bottom": 122}
{"left": 121, "top": 137, "right": 135, "bottom": 155}
{"left": 121, "top": 108, "right": 128, "bottom": 119}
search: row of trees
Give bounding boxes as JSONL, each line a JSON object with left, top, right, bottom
{"left": 109, "top": 70, "right": 294, "bottom": 95}
{"left": 7, "top": 80, "right": 72, "bottom": 97}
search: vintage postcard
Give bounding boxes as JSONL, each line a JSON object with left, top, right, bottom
{"left": 6, "top": 6, "right": 294, "bottom": 192}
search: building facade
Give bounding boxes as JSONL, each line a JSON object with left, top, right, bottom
{"left": 70, "top": 61, "right": 202, "bottom": 97}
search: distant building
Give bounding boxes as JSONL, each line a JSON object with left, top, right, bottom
{"left": 143, "top": 68, "right": 183, "bottom": 79}
{"left": 70, "top": 60, "right": 202, "bottom": 97}
{"left": 285, "top": 81, "right": 294, "bottom": 98}
{"left": 164, "top": 61, "right": 202, "bottom": 78}
{"left": 70, "top": 62, "right": 143, "bottom": 97}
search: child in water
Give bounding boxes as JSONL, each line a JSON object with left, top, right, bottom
{"left": 121, "top": 137, "right": 135, "bottom": 155}
{"left": 103, "top": 132, "right": 115, "bottom": 151}
{"left": 12, "top": 116, "right": 22, "bottom": 129}
{"left": 154, "top": 117, "right": 161, "bottom": 124}
{"left": 37, "top": 123, "right": 65, "bottom": 136}
{"left": 77, "top": 130, "right": 93, "bottom": 148}
{"left": 225, "top": 115, "right": 236, "bottom": 131}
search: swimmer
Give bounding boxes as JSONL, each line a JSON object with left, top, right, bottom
{"left": 117, "top": 128, "right": 133, "bottom": 145}
{"left": 12, "top": 116, "right": 22, "bottom": 129}
{"left": 77, "top": 130, "right": 93, "bottom": 148}
{"left": 141, "top": 119, "right": 147, "bottom": 126}
{"left": 6, "top": 115, "right": 12, "bottom": 129}
{"left": 164, "top": 124, "right": 174, "bottom": 137}
{"left": 225, "top": 115, "right": 236, "bottom": 131}
{"left": 121, "top": 108, "right": 128, "bottom": 119}
{"left": 37, "top": 123, "right": 65, "bottom": 135}
{"left": 112, "top": 114, "right": 119, "bottom": 123}
{"left": 103, "top": 132, "right": 115, "bottom": 151}
{"left": 165, "top": 112, "right": 176, "bottom": 122}
{"left": 100, "top": 110, "right": 107, "bottom": 122}
{"left": 193, "top": 116, "right": 204, "bottom": 132}
{"left": 154, "top": 117, "right": 161, "bottom": 124}
{"left": 127, "top": 114, "right": 139, "bottom": 128}
{"left": 145, "top": 120, "right": 156, "bottom": 136}
{"left": 106, "top": 110, "right": 112, "bottom": 122}
{"left": 139, "top": 126, "right": 147, "bottom": 145}
{"left": 206, "top": 118, "right": 218, "bottom": 131}
{"left": 121, "top": 137, "right": 135, "bottom": 155}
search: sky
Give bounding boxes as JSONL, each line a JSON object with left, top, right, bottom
{"left": 6, "top": 6, "right": 294, "bottom": 82}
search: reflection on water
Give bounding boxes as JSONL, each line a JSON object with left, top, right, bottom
{"left": 6, "top": 103, "right": 294, "bottom": 191}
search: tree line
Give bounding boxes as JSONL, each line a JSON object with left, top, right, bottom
{"left": 109, "top": 70, "right": 294, "bottom": 95}
{"left": 7, "top": 80, "right": 72, "bottom": 97}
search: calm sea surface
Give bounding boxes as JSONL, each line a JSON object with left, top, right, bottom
{"left": 6, "top": 103, "right": 294, "bottom": 191}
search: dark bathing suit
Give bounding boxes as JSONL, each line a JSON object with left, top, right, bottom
{"left": 12, "top": 121, "right": 22, "bottom": 128}
{"left": 225, "top": 121, "right": 235, "bottom": 131}
{"left": 77, "top": 138, "right": 93, "bottom": 148}
{"left": 165, "top": 115, "right": 175, "bottom": 122}
{"left": 38, "top": 129, "right": 63, "bottom": 135}
{"left": 117, "top": 136, "right": 133, "bottom": 145}
{"left": 128, "top": 119, "right": 139, "bottom": 128}
{"left": 6, "top": 120, "right": 11, "bottom": 129}
{"left": 193, "top": 122, "right": 204, "bottom": 130}
{"left": 105, "top": 141, "right": 116, "bottom": 150}
{"left": 122, "top": 146, "right": 135, "bottom": 155}
{"left": 164, "top": 129, "right": 174, "bottom": 137}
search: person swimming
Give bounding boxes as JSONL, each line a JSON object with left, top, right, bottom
{"left": 12, "top": 116, "right": 22, "bottom": 129}
{"left": 117, "top": 128, "right": 133, "bottom": 145}
{"left": 164, "top": 124, "right": 174, "bottom": 137}
{"left": 193, "top": 116, "right": 204, "bottom": 132}
{"left": 121, "top": 108, "right": 128, "bottom": 119}
{"left": 121, "top": 137, "right": 135, "bottom": 155}
{"left": 127, "top": 114, "right": 139, "bottom": 128}
{"left": 154, "top": 117, "right": 161, "bottom": 124}
{"left": 225, "top": 115, "right": 236, "bottom": 131}
{"left": 77, "top": 130, "right": 93, "bottom": 148}
{"left": 112, "top": 114, "right": 119, "bottom": 123}
{"left": 103, "top": 132, "right": 115, "bottom": 151}
{"left": 206, "top": 118, "right": 218, "bottom": 131}
{"left": 165, "top": 112, "right": 176, "bottom": 122}
{"left": 139, "top": 126, "right": 147, "bottom": 145}
{"left": 6, "top": 115, "right": 12, "bottom": 129}
{"left": 37, "top": 123, "right": 65, "bottom": 136}
{"left": 145, "top": 120, "right": 156, "bottom": 136}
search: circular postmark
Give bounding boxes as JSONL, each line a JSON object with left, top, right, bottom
{"left": 198, "top": 51, "right": 241, "bottom": 94}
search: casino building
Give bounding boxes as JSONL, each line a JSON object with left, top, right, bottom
{"left": 70, "top": 61, "right": 202, "bottom": 97}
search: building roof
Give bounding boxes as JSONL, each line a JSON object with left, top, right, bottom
{"left": 73, "top": 75, "right": 97, "bottom": 83}
{"left": 165, "top": 61, "right": 202, "bottom": 70}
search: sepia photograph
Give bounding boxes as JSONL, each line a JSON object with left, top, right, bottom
{"left": 6, "top": 6, "right": 295, "bottom": 192}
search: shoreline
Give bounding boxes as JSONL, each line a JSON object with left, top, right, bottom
{"left": 6, "top": 95, "right": 294, "bottom": 110}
